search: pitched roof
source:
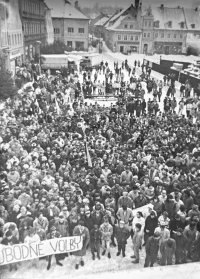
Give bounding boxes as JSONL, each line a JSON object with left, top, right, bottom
{"left": 152, "top": 7, "right": 187, "bottom": 30}
{"left": 45, "top": 0, "right": 89, "bottom": 20}
{"left": 94, "top": 16, "right": 111, "bottom": 26}
{"left": 184, "top": 8, "right": 200, "bottom": 30}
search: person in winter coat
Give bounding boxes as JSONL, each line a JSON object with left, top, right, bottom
{"left": 183, "top": 221, "right": 198, "bottom": 261}
{"left": 160, "top": 238, "right": 176, "bottom": 266}
{"left": 73, "top": 220, "right": 90, "bottom": 269}
{"left": 84, "top": 210, "right": 94, "bottom": 232}
{"left": 1, "top": 230, "right": 19, "bottom": 271}
{"left": 116, "top": 204, "right": 133, "bottom": 228}
{"left": 144, "top": 231, "right": 160, "bottom": 267}
{"left": 132, "top": 211, "right": 145, "bottom": 234}
{"left": 173, "top": 228, "right": 188, "bottom": 264}
{"left": 46, "top": 226, "right": 63, "bottom": 270}
{"left": 169, "top": 213, "right": 185, "bottom": 237}
{"left": 90, "top": 224, "right": 102, "bottom": 260}
{"left": 118, "top": 191, "right": 133, "bottom": 209}
{"left": 114, "top": 220, "right": 130, "bottom": 257}
{"left": 131, "top": 223, "right": 143, "bottom": 263}
{"left": 144, "top": 210, "right": 158, "bottom": 244}
{"left": 33, "top": 212, "right": 49, "bottom": 232}
{"left": 100, "top": 215, "right": 113, "bottom": 259}
{"left": 24, "top": 227, "right": 40, "bottom": 268}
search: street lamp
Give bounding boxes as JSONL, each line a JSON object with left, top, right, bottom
{"left": 36, "top": 41, "right": 41, "bottom": 73}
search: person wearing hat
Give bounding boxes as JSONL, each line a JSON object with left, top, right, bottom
{"left": 46, "top": 226, "right": 63, "bottom": 270}
{"left": 99, "top": 215, "right": 113, "bottom": 259}
{"left": 144, "top": 231, "right": 160, "bottom": 267}
{"left": 73, "top": 220, "right": 90, "bottom": 269}
{"left": 114, "top": 220, "right": 130, "bottom": 257}
{"left": 1, "top": 230, "right": 19, "bottom": 271}
{"left": 24, "top": 226, "right": 40, "bottom": 268}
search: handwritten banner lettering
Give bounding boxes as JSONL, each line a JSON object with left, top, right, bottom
{"left": 0, "top": 236, "right": 82, "bottom": 266}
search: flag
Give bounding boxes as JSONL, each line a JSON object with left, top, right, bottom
{"left": 85, "top": 141, "right": 92, "bottom": 168}
{"left": 55, "top": 98, "right": 61, "bottom": 115}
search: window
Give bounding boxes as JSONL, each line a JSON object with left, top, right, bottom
{"left": 144, "top": 21, "right": 148, "bottom": 27}
{"left": 154, "top": 32, "right": 158, "bottom": 38}
{"left": 12, "top": 35, "right": 14, "bottom": 45}
{"left": 124, "top": 35, "right": 128, "bottom": 41}
{"left": 147, "top": 33, "right": 150, "bottom": 38}
{"left": 20, "top": 34, "right": 22, "bottom": 44}
{"left": 143, "top": 33, "right": 146, "bottom": 38}
{"left": 124, "top": 24, "right": 128, "bottom": 29}
{"left": 130, "top": 24, "right": 133, "bottom": 29}
{"left": 78, "top": 28, "right": 84, "bottom": 33}
{"left": 135, "top": 36, "right": 139, "bottom": 41}
{"left": 168, "top": 21, "right": 172, "bottom": 28}
{"left": 68, "top": 27, "right": 74, "bottom": 33}
{"left": 191, "top": 24, "right": 195, "bottom": 29}
{"left": 54, "top": 28, "right": 60, "bottom": 34}
{"left": 130, "top": 35, "right": 134, "bottom": 41}
{"left": 154, "top": 21, "right": 160, "bottom": 28}
{"left": 174, "top": 33, "right": 177, "bottom": 38}
{"left": 148, "top": 21, "right": 151, "bottom": 27}
{"left": 161, "top": 32, "right": 164, "bottom": 38}
{"left": 180, "top": 22, "right": 184, "bottom": 29}
{"left": 18, "top": 34, "right": 20, "bottom": 44}
{"left": 117, "top": 35, "right": 121, "bottom": 40}
{"left": 168, "top": 33, "right": 171, "bottom": 38}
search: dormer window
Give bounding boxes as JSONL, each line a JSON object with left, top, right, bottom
{"left": 168, "top": 21, "right": 172, "bottom": 28}
{"left": 154, "top": 21, "right": 160, "bottom": 28}
{"left": 180, "top": 22, "right": 185, "bottom": 29}
{"left": 191, "top": 24, "right": 195, "bottom": 29}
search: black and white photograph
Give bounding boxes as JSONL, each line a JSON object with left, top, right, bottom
{"left": 0, "top": 0, "right": 200, "bottom": 279}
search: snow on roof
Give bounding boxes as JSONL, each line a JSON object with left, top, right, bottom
{"left": 45, "top": 0, "right": 89, "bottom": 20}
{"left": 184, "top": 8, "right": 200, "bottom": 30}
{"left": 152, "top": 7, "right": 186, "bottom": 30}
{"left": 94, "top": 17, "right": 110, "bottom": 26}
{"left": 110, "top": 6, "right": 130, "bottom": 23}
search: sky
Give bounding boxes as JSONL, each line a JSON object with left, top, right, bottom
{"left": 55, "top": 0, "right": 199, "bottom": 8}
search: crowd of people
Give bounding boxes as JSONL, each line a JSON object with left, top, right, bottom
{"left": 1, "top": 57, "right": 200, "bottom": 274}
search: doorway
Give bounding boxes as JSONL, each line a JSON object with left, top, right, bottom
{"left": 120, "top": 46, "right": 124, "bottom": 53}
{"left": 143, "top": 43, "right": 148, "bottom": 54}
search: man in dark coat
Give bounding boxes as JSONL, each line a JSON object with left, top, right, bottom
{"left": 173, "top": 228, "right": 188, "bottom": 264}
{"left": 114, "top": 220, "right": 130, "bottom": 257}
{"left": 144, "top": 210, "right": 158, "bottom": 244}
{"left": 84, "top": 210, "right": 94, "bottom": 232}
{"left": 73, "top": 220, "right": 90, "bottom": 269}
{"left": 160, "top": 238, "right": 176, "bottom": 266}
{"left": 46, "top": 226, "right": 63, "bottom": 270}
{"left": 90, "top": 224, "right": 102, "bottom": 260}
{"left": 144, "top": 231, "right": 160, "bottom": 267}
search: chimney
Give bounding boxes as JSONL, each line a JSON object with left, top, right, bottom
{"left": 135, "top": 0, "right": 140, "bottom": 10}
{"left": 75, "top": 1, "right": 79, "bottom": 9}
{"left": 160, "top": 4, "right": 164, "bottom": 10}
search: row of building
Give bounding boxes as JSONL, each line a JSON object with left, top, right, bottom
{"left": 92, "top": 0, "right": 200, "bottom": 55}
{"left": 0, "top": 0, "right": 90, "bottom": 74}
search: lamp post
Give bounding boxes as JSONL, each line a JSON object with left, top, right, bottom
{"left": 36, "top": 41, "right": 41, "bottom": 73}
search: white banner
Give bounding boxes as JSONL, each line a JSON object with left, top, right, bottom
{"left": 0, "top": 236, "right": 82, "bottom": 266}
{"left": 132, "top": 203, "right": 154, "bottom": 219}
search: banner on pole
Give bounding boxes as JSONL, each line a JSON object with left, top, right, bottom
{"left": 0, "top": 236, "right": 82, "bottom": 266}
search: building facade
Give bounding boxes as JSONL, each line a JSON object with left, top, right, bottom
{"left": 46, "top": 0, "right": 89, "bottom": 51}
{"left": 141, "top": 6, "right": 154, "bottom": 54}
{"left": 105, "top": 3, "right": 200, "bottom": 55}
{"left": 0, "top": 0, "right": 24, "bottom": 73}
{"left": 44, "top": 2, "right": 54, "bottom": 45}
{"left": 18, "top": 0, "right": 46, "bottom": 62}
{"left": 105, "top": 1, "right": 143, "bottom": 54}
